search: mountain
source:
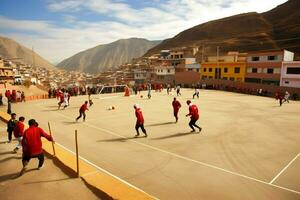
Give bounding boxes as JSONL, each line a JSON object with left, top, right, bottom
{"left": 145, "top": 0, "right": 300, "bottom": 59}
{"left": 57, "top": 38, "right": 161, "bottom": 74}
{"left": 0, "top": 36, "right": 56, "bottom": 69}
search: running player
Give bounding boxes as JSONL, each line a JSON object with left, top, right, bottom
{"left": 172, "top": 98, "right": 181, "bottom": 123}
{"left": 76, "top": 101, "right": 89, "bottom": 122}
{"left": 193, "top": 88, "right": 200, "bottom": 99}
{"left": 186, "top": 100, "right": 202, "bottom": 133}
{"left": 134, "top": 104, "right": 147, "bottom": 137}
{"left": 57, "top": 90, "right": 64, "bottom": 109}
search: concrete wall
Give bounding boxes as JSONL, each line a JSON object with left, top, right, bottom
{"left": 175, "top": 71, "right": 200, "bottom": 85}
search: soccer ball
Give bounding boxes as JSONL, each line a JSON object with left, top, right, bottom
{"left": 140, "top": 95, "right": 143, "bottom": 98}
{"left": 112, "top": 106, "right": 115, "bottom": 110}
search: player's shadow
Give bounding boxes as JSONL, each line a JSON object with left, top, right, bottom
{"left": 0, "top": 172, "right": 20, "bottom": 182}
{"left": 0, "top": 156, "right": 21, "bottom": 163}
{"left": 97, "top": 136, "right": 146, "bottom": 143}
{"left": 151, "top": 132, "right": 193, "bottom": 140}
{"left": 147, "top": 122, "right": 175, "bottom": 127}
{"left": 62, "top": 121, "right": 77, "bottom": 125}
{"left": 0, "top": 151, "right": 14, "bottom": 155}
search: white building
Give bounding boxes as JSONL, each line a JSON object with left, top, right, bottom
{"left": 280, "top": 61, "right": 300, "bottom": 88}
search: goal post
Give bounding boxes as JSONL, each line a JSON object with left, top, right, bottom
{"left": 98, "top": 85, "right": 129, "bottom": 95}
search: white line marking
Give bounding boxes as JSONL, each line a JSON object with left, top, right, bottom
{"left": 54, "top": 142, "right": 159, "bottom": 200}
{"left": 269, "top": 153, "right": 300, "bottom": 184}
{"left": 50, "top": 111, "right": 300, "bottom": 195}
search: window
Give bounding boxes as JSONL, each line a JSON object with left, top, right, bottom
{"left": 209, "top": 76, "right": 213, "bottom": 79}
{"left": 188, "top": 68, "right": 192, "bottom": 71}
{"left": 234, "top": 67, "right": 240, "bottom": 73}
{"left": 267, "top": 68, "right": 274, "bottom": 74}
{"left": 268, "top": 56, "right": 277, "bottom": 61}
{"left": 196, "top": 69, "right": 200, "bottom": 72}
{"left": 167, "top": 69, "right": 170, "bottom": 73}
{"left": 209, "top": 68, "right": 212, "bottom": 72}
{"left": 229, "top": 77, "right": 235, "bottom": 81}
{"left": 252, "top": 56, "right": 259, "bottom": 61}
{"left": 284, "top": 81, "right": 289, "bottom": 84}
{"left": 203, "top": 68, "right": 207, "bottom": 72}
{"left": 287, "top": 67, "right": 300, "bottom": 74}
{"left": 202, "top": 76, "right": 207, "bottom": 80}
{"left": 222, "top": 77, "right": 228, "bottom": 80}
{"left": 252, "top": 68, "right": 257, "bottom": 73}
{"left": 224, "top": 68, "right": 228, "bottom": 73}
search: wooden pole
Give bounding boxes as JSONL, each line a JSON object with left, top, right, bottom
{"left": 75, "top": 130, "right": 79, "bottom": 177}
{"left": 48, "top": 122, "right": 56, "bottom": 156}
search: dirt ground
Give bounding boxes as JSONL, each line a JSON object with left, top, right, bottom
{"left": 0, "top": 123, "right": 104, "bottom": 200}
{"left": 3, "top": 89, "right": 300, "bottom": 200}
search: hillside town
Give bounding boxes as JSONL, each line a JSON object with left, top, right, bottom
{"left": 1, "top": 46, "right": 300, "bottom": 98}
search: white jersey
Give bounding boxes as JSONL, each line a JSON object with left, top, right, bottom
{"left": 64, "top": 92, "right": 69, "bottom": 105}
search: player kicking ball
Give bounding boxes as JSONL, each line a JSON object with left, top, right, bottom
{"left": 186, "top": 100, "right": 202, "bottom": 133}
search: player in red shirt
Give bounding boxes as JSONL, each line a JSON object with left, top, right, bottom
{"left": 57, "top": 90, "right": 64, "bottom": 109}
{"left": 172, "top": 98, "right": 181, "bottom": 123}
{"left": 20, "top": 119, "right": 53, "bottom": 175}
{"left": 134, "top": 104, "right": 147, "bottom": 137}
{"left": 76, "top": 101, "right": 89, "bottom": 122}
{"left": 186, "top": 100, "right": 202, "bottom": 133}
{"left": 13, "top": 116, "right": 25, "bottom": 153}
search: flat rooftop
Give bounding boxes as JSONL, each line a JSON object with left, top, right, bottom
{"left": 9, "top": 89, "right": 300, "bottom": 199}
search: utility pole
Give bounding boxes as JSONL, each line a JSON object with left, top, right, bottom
{"left": 201, "top": 45, "right": 204, "bottom": 62}
{"left": 217, "top": 46, "right": 220, "bottom": 79}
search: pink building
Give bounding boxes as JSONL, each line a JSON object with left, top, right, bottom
{"left": 280, "top": 61, "right": 300, "bottom": 88}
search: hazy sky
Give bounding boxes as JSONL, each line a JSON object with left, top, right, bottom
{"left": 0, "top": 0, "right": 288, "bottom": 63}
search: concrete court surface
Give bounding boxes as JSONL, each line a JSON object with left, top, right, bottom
{"left": 6, "top": 89, "right": 300, "bottom": 200}
{"left": 0, "top": 123, "right": 103, "bottom": 200}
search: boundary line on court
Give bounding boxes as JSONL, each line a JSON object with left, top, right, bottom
{"left": 54, "top": 142, "right": 159, "bottom": 200}
{"left": 51, "top": 111, "right": 300, "bottom": 195}
{"left": 269, "top": 153, "right": 300, "bottom": 184}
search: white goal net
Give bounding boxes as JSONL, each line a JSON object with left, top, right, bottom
{"left": 98, "top": 85, "right": 128, "bottom": 95}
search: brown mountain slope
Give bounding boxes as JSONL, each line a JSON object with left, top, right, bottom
{"left": 0, "top": 36, "right": 56, "bottom": 69}
{"left": 145, "top": 0, "right": 300, "bottom": 58}
{"left": 57, "top": 38, "right": 160, "bottom": 74}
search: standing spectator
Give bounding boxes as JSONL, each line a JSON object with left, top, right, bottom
{"left": 172, "top": 98, "right": 181, "bottom": 123}
{"left": 7, "top": 113, "right": 17, "bottom": 143}
{"left": 147, "top": 83, "right": 152, "bottom": 99}
{"left": 76, "top": 101, "right": 89, "bottom": 122}
{"left": 186, "top": 100, "right": 202, "bottom": 133}
{"left": 20, "top": 119, "right": 53, "bottom": 175}
{"left": 176, "top": 85, "right": 181, "bottom": 96}
{"left": 21, "top": 91, "right": 25, "bottom": 102}
{"left": 48, "top": 89, "right": 52, "bottom": 98}
{"left": 7, "top": 97, "right": 12, "bottom": 114}
{"left": 0, "top": 93, "right": 3, "bottom": 106}
{"left": 5, "top": 90, "right": 11, "bottom": 100}
{"left": 134, "top": 104, "right": 147, "bottom": 137}
{"left": 13, "top": 116, "right": 25, "bottom": 153}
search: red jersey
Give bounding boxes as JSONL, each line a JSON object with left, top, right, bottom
{"left": 22, "top": 126, "right": 53, "bottom": 156}
{"left": 80, "top": 104, "right": 88, "bottom": 112}
{"left": 5, "top": 90, "right": 11, "bottom": 98}
{"left": 13, "top": 121, "right": 25, "bottom": 138}
{"left": 135, "top": 108, "right": 144, "bottom": 124}
{"left": 172, "top": 100, "right": 181, "bottom": 112}
{"left": 188, "top": 104, "right": 199, "bottom": 120}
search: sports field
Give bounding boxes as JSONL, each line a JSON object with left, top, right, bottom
{"left": 11, "top": 89, "right": 300, "bottom": 200}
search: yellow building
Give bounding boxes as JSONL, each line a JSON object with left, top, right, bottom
{"left": 201, "top": 52, "right": 247, "bottom": 82}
